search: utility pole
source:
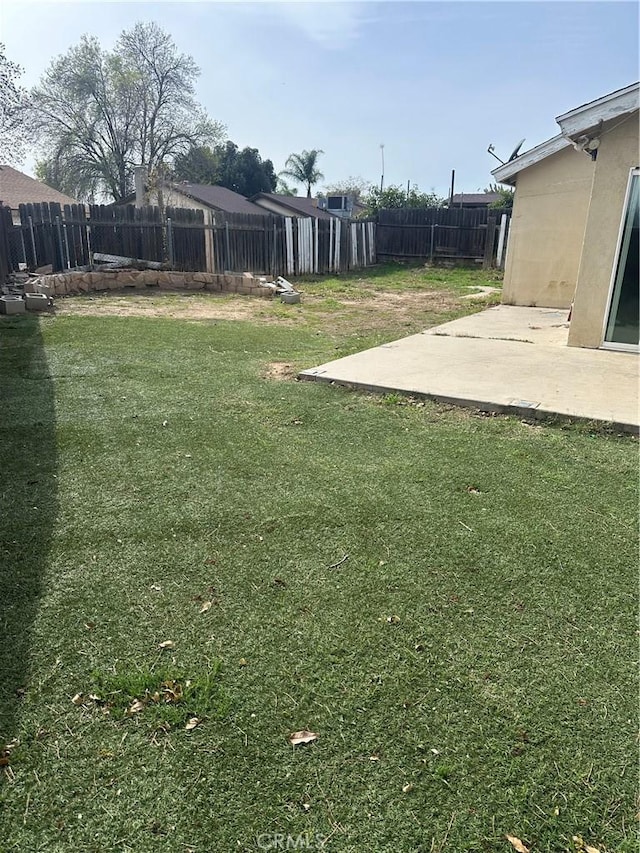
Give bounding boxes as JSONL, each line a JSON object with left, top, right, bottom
{"left": 380, "top": 144, "right": 385, "bottom": 193}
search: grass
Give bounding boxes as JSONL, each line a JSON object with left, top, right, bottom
{"left": 295, "top": 261, "right": 504, "bottom": 298}
{"left": 0, "top": 265, "right": 637, "bottom": 853}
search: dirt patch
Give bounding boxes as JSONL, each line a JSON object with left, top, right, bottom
{"left": 262, "top": 362, "right": 298, "bottom": 381}
{"left": 55, "top": 291, "right": 287, "bottom": 323}
{"left": 54, "top": 286, "right": 496, "bottom": 340}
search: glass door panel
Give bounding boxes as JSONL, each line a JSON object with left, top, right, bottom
{"left": 605, "top": 171, "right": 639, "bottom": 346}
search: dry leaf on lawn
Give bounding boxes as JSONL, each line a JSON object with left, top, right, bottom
{"left": 158, "top": 640, "right": 175, "bottom": 650}
{"left": 71, "top": 693, "right": 85, "bottom": 706}
{"left": 402, "top": 783, "right": 413, "bottom": 793}
{"left": 506, "top": 835, "right": 530, "bottom": 853}
{"left": 573, "top": 838, "right": 601, "bottom": 853}
{"left": 185, "top": 717, "right": 200, "bottom": 731}
{"left": 386, "top": 615, "right": 401, "bottom": 624}
{"left": 199, "top": 601, "right": 212, "bottom": 614}
{"left": 288, "top": 730, "right": 318, "bottom": 746}
{"left": 127, "top": 699, "right": 145, "bottom": 715}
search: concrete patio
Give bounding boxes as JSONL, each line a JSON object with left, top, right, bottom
{"left": 299, "top": 305, "right": 639, "bottom": 432}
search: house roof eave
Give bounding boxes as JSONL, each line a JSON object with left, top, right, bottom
{"left": 556, "top": 82, "right": 639, "bottom": 140}
{"left": 491, "top": 134, "right": 571, "bottom": 183}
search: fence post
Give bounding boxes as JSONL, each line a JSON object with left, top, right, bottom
{"left": 204, "top": 210, "right": 215, "bottom": 273}
{"left": 430, "top": 224, "right": 436, "bottom": 261}
{"left": 224, "top": 221, "right": 231, "bottom": 271}
{"left": 483, "top": 215, "right": 497, "bottom": 269}
{"left": 166, "top": 218, "right": 174, "bottom": 267}
{"left": 55, "top": 216, "right": 63, "bottom": 270}
{"left": 496, "top": 213, "right": 508, "bottom": 269}
{"left": 271, "top": 220, "right": 277, "bottom": 277}
{"left": 28, "top": 215, "right": 37, "bottom": 267}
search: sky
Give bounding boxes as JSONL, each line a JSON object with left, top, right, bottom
{"left": 1, "top": 0, "right": 638, "bottom": 197}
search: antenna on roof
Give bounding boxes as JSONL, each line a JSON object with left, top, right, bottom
{"left": 487, "top": 144, "right": 504, "bottom": 165}
{"left": 507, "top": 138, "right": 526, "bottom": 162}
{"left": 488, "top": 139, "right": 526, "bottom": 165}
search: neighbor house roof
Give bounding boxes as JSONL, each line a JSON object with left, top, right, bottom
{"left": 491, "top": 82, "right": 639, "bottom": 185}
{"left": 0, "top": 165, "right": 79, "bottom": 210}
{"left": 251, "top": 193, "right": 338, "bottom": 220}
{"left": 450, "top": 192, "right": 501, "bottom": 207}
{"left": 170, "top": 182, "right": 267, "bottom": 215}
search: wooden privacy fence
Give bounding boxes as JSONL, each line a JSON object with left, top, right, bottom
{"left": 0, "top": 202, "right": 376, "bottom": 282}
{"left": 376, "top": 206, "right": 511, "bottom": 267}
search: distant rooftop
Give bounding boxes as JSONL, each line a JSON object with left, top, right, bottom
{"left": 450, "top": 192, "right": 501, "bottom": 207}
{"left": 251, "top": 193, "right": 338, "bottom": 220}
{"left": 172, "top": 182, "right": 267, "bottom": 215}
{"left": 0, "top": 165, "right": 79, "bottom": 210}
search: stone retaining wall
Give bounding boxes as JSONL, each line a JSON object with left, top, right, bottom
{"left": 24, "top": 270, "right": 275, "bottom": 299}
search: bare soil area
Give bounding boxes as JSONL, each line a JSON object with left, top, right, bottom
{"left": 54, "top": 286, "right": 493, "bottom": 340}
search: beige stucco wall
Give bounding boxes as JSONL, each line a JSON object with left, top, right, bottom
{"left": 502, "top": 145, "right": 594, "bottom": 308}
{"left": 568, "top": 112, "right": 640, "bottom": 347}
{"left": 147, "top": 187, "right": 210, "bottom": 215}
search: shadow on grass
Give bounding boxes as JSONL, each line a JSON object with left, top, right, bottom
{"left": 0, "top": 315, "right": 57, "bottom": 743}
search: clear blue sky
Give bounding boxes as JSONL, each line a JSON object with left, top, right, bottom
{"left": 1, "top": 1, "right": 638, "bottom": 196}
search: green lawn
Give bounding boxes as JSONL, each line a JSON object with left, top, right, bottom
{"left": 0, "top": 268, "right": 637, "bottom": 853}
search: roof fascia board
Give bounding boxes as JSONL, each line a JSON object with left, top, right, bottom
{"left": 491, "top": 134, "right": 570, "bottom": 183}
{"left": 556, "top": 84, "right": 639, "bottom": 138}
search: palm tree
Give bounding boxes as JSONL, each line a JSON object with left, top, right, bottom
{"left": 280, "top": 149, "right": 324, "bottom": 198}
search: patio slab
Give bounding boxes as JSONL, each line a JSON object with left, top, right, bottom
{"left": 299, "top": 305, "right": 639, "bottom": 432}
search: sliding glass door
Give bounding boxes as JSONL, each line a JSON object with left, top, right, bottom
{"left": 604, "top": 169, "right": 639, "bottom": 347}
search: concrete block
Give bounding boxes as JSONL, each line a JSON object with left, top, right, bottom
{"left": 25, "top": 293, "right": 50, "bottom": 311}
{"left": 0, "top": 295, "right": 26, "bottom": 315}
{"left": 281, "top": 292, "right": 301, "bottom": 305}
{"left": 35, "top": 281, "right": 54, "bottom": 297}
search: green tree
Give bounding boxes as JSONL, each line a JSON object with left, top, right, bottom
{"left": 275, "top": 178, "right": 298, "bottom": 196}
{"left": 362, "top": 184, "right": 444, "bottom": 216}
{"left": 172, "top": 145, "right": 219, "bottom": 185}
{"left": 280, "top": 149, "right": 324, "bottom": 198}
{"left": 0, "top": 43, "right": 29, "bottom": 164}
{"left": 30, "top": 22, "right": 225, "bottom": 202}
{"left": 484, "top": 183, "right": 515, "bottom": 209}
{"left": 173, "top": 142, "right": 277, "bottom": 196}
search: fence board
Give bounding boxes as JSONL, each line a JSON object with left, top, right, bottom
{"left": 376, "top": 206, "right": 510, "bottom": 262}
{"left": 0, "top": 202, "right": 376, "bottom": 282}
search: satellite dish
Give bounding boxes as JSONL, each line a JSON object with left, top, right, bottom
{"left": 508, "top": 138, "right": 526, "bottom": 162}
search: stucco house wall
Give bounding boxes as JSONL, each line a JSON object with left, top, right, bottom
{"left": 501, "top": 146, "right": 594, "bottom": 309}
{"left": 568, "top": 113, "right": 640, "bottom": 347}
{"left": 146, "top": 187, "right": 210, "bottom": 215}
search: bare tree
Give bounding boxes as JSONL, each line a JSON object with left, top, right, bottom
{"left": 0, "top": 43, "right": 30, "bottom": 164}
{"left": 30, "top": 22, "right": 225, "bottom": 202}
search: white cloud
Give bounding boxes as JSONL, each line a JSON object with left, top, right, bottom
{"left": 273, "top": 1, "right": 369, "bottom": 49}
